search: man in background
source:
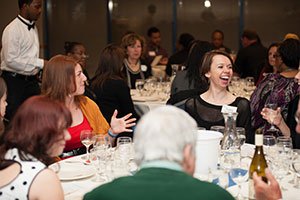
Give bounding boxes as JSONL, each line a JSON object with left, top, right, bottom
{"left": 211, "top": 29, "right": 231, "bottom": 53}
{"left": 1, "top": 0, "right": 47, "bottom": 120}
{"left": 234, "top": 29, "right": 267, "bottom": 83}
{"left": 84, "top": 106, "right": 234, "bottom": 200}
{"left": 166, "top": 33, "right": 194, "bottom": 76}
{"left": 143, "top": 27, "right": 168, "bottom": 66}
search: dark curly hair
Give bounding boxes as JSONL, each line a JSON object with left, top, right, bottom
{"left": 278, "top": 39, "right": 300, "bottom": 69}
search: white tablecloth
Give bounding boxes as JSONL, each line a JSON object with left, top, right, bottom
{"left": 56, "top": 144, "right": 300, "bottom": 200}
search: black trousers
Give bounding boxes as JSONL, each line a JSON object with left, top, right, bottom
{"left": 2, "top": 72, "right": 41, "bottom": 120}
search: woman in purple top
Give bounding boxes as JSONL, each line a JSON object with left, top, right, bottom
{"left": 250, "top": 39, "right": 300, "bottom": 136}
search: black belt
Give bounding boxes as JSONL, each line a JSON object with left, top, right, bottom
{"left": 2, "top": 71, "right": 38, "bottom": 81}
{"left": 60, "top": 146, "right": 86, "bottom": 159}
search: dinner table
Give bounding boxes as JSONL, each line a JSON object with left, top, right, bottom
{"left": 131, "top": 89, "right": 168, "bottom": 116}
{"left": 52, "top": 143, "right": 300, "bottom": 200}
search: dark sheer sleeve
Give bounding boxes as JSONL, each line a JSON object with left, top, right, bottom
{"left": 115, "top": 80, "right": 140, "bottom": 122}
{"left": 236, "top": 97, "right": 253, "bottom": 144}
{"left": 287, "top": 95, "right": 300, "bottom": 149}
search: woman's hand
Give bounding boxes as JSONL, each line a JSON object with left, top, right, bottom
{"left": 261, "top": 107, "right": 282, "bottom": 126}
{"left": 253, "top": 168, "right": 282, "bottom": 200}
{"left": 110, "top": 110, "right": 136, "bottom": 134}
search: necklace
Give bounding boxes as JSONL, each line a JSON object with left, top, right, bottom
{"left": 126, "top": 58, "right": 138, "bottom": 66}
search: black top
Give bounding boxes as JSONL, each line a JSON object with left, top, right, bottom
{"left": 185, "top": 95, "right": 253, "bottom": 143}
{"left": 166, "top": 49, "right": 189, "bottom": 76}
{"left": 122, "top": 59, "right": 151, "bottom": 89}
{"left": 91, "top": 79, "right": 139, "bottom": 124}
{"left": 234, "top": 42, "right": 267, "bottom": 83}
{"left": 287, "top": 95, "right": 300, "bottom": 149}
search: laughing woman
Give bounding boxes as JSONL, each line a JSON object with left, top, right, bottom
{"left": 185, "top": 50, "right": 252, "bottom": 143}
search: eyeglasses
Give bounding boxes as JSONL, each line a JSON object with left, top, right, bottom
{"left": 295, "top": 112, "right": 300, "bottom": 124}
{"left": 273, "top": 54, "right": 280, "bottom": 58}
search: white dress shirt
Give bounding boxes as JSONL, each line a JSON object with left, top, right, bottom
{"left": 0, "top": 15, "right": 44, "bottom": 75}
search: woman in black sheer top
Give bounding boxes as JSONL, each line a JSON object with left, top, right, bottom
{"left": 185, "top": 50, "right": 252, "bottom": 143}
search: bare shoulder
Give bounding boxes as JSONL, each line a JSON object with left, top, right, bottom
{"left": 29, "top": 168, "right": 64, "bottom": 200}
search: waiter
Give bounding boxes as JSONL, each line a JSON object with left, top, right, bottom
{"left": 1, "top": 0, "right": 47, "bottom": 120}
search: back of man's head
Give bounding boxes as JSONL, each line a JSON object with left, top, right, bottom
{"left": 242, "top": 29, "right": 258, "bottom": 41}
{"left": 18, "top": 0, "right": 33, "bottom": 9}
{"left": 134, "top": 106, "right": 197, "bottom": 166}
{"left": 179, "top": 33, "right": 194, "bottom": 50}
{"left": 147, "top": 27, "right": 160, "bottom": 37}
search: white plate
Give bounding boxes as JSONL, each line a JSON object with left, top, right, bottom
{"left": 50, "top": 161, "right": 95, "bottom": 181}
{"left": 131, "top": 95, "right": 160, "bottom": 102}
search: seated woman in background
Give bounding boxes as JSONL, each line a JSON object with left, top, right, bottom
{"left": 251, "top": 39, "right": 300, "bottom": 136}
{"left": 171, "top": 40, "right": 213, "bottom": 95}
{"left": 185, "top": 50, "right": 252, "bottom": 143}
{"left": 42, "top": 55, "right": 136, "bottom": 157}
{"left": 91, "top": 44, "right": 139, "bottom": 129}
{"left": 256, "top": 42, "right": 280, "bottom": 85}
{"left": 120, "top": 33, "right": 151, "bottom": 89}
{"left": 0, "top": 78, "right": 7, "bottom": 137}
{"left": 64, "top": 41, "right": 90, "bottom": 80}
{"left": 64, "top": 41, "right": 96, "bottom": 101}
{"left": 0, "top": 96, "right": 71, "bottom": 200}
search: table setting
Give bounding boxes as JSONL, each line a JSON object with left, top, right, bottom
{"left": 228, "top": 76, "right": 256, "bottom": 100}
{"left": 131, "top": 77, "right": 170, "bottom": 115}
{"left": 50, "top": 134, "right": 137, "bottom": 200}
{"left": 50, "top": 127, "right": 300, "bottom": 200}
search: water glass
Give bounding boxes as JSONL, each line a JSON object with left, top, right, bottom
{"left": 230, "top": 167, "right": 249, "bottom": 199}
{"left": 236, "top": 127, "right": 246, "bottom": 146}
{"left": 90, "top": 147, "right": 107, "bottom": 182}
{"left": 135, "top": 79, "right": 145, "bottom": 96}
{"left": 263, "top": 135, "right": 277, "bottom": 164}
{"left": 210, "top": 125, "right": 225, "bottom": 134}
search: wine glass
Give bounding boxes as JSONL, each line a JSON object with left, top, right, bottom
{"left": 94, "top": 135, "right": 108, "bottom": 148}
{"left": 80, "top": 130, "right": 95, "bottom": 162}
{"left": 135, "top": 79, "right": 144, "bottom": 96}
{"left": 264, "top": 103, "right": 279, "bottom": 132}
{"left": 290, "top": 149, "right": 300, "bottom": 187}
{"left": 263, "top": 135, "right": 277, "bottom": 164}
{"left": 230, "top": 167, "right": 249, "bottom": 199}
{"left": 210, "top": 166, "right": 229, "bottom": 189}
{"left": 236, "top": 127, "right": 246, "bottom": 146}
{"left": 272, "top": 137, "right": 292, "bottom": 191}
{"left": 245, "top": 77, "right": 255, "bottom": 96}
{"left": 90, "top": 147, "right": 107, "bottom": 182}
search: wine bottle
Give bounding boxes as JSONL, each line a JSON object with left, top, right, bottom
{"left": 248, "top": 129, "right": 268, "bottom": 200}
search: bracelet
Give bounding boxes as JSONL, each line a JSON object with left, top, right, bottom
{"left": 108, "top": 129, "right": 117, "bottom": 138}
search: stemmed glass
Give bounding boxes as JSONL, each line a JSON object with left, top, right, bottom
{"left": 90, "top": 147, "right": 107, "bottom": 182}
{"left": 80, "top": 130, "right": 95, "bottom": 162}
{"left": 290, "top": 149, "right": 300, "bottom": 187}
{"left": 236, "top": 127, "right": 246, "bottom": 146}
{"left": 264, "top": 103, "right": 279, "bottom": 132}
{"left": 230, "top": 166, "right": 249, "bottom": 200}
{"left": 135, "top": 79, "right": 144, "bottom": 96}
{"left": 112, "top": 137, "right": 133, "bottom": 178}
{"left": 245, "top": 77, "right": 255, "bottom": 96}
{"left": 271, "top": 137, "right": 292, "bottom": 191}
{"left": 263, "top": 135, "right": 277, "bottom": 163}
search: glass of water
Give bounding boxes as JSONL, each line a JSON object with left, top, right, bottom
{"left": 135, "top": 79, "right": 144, "bottom": 96}
{"left": 236, "top": 127, "right": 246, "bottom": 146}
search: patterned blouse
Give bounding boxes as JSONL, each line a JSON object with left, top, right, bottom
{"left": 250, "top": 73, "right": 299, "bottom": 135}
